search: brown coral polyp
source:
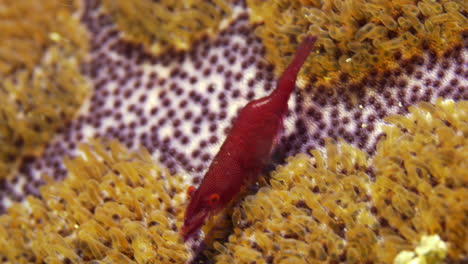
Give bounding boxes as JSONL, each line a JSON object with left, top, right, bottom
{"left": 218, "top": 140, "right": 379, "bottom": 263}
{"left": 0, "top": 140, "right": 189, "bottom": 263}
{"left": 0, "top": 0, "right": 90, "bottom": 180}
{"left": 216, "top": 99, "right": 467, "bottom": 263}
{"left": 247, "top": 0, "right": 467, "bottom": 87}
{"left": 372, "top": 99, "right": 468, "bottom": 259}
{"left": 102, "top": 0, "right": 232, "bottom": 55}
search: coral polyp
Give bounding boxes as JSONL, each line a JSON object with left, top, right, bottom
{"left": 0, "top": 0, "right": 90, "bottom": 180}
{"left": 0, "top": 140, "right": 188, "bottom": 263}
{"left": 372, "top": 99, "right": 468, "bottom": 259}
{"left": 247, "top": 0, "right": 467, "bottom": 86}
{"left": 394, "top": 235, "right": 448, "bottom": 264}
{"left": 216, "top": 100, "right": 468, "bottom": 263}
{"left": 102, "top": 0, "right": 232, "bottom": 54}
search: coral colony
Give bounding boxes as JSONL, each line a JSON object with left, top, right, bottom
{"left": 0, "top": 0, "right": 467, "bottom": 263}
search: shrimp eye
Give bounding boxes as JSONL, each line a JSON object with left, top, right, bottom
{"left": 187, "top": 186, "right": 196, "bottom": 198}
{"left": 208, "top": 193, "right": 220, "bottom": 207}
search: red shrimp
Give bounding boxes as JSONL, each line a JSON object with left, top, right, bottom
{"left": 181, "top": 35, "right": 317, "bottom": 241}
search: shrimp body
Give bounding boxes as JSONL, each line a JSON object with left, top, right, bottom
{"left": 181, "top": 36, "right": 317, "bottom": 241}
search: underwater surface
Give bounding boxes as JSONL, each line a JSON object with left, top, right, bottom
{"left": 0, "top": 0, "right": 467, "bottom": 263}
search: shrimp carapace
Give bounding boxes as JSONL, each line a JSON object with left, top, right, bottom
{"left": 181, "top": 35, "right": 318, "bottom": 241}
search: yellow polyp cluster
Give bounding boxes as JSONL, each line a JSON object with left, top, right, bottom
{"left": 216, "top": 99, "right": 467, "bottom": 263}
{"left": 0, "top": 0, "right": 90, "bottom": 179}
{"left": 0, "top": 0, "right": 86, "bottom": 75}
{"left": 372, "top": 99, "right": 468, "bottom": 260}
{"left": 394, "top": 235, "right": 448, "bottom": 264}
{"left": 247, "top": 0, "right": 467, "bottom": 86}
{"left": 218, "top": 140, "right": 379, "bottom": 264}
{"left": 0, "top": 140, "right": 189, "bottom": 263}
{"left": 102, "top": 0, "right": 232, "bottom": 54}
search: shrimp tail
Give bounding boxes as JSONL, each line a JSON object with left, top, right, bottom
{"left": 270, "top": 35, "right": 317, "bottom": 106}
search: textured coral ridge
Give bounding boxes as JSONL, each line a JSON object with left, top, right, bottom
{"left": 0, "top": 0, "right": 90, "bottom": 181}
{"left": 102, "top": 0, "right": 232, "bottom": 55}
{"left": 216, "top": 100, "right": 467, "bottom": 264}
{"left": 0, "top": 140, "right": 189, "bottom": 264}
{"left": 248, "top": 0, "right": 468, "bottom": 86}
{"left": 3, "top": 0, "right": 466, "bottom": 210}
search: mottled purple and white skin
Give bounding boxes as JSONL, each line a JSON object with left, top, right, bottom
{"left": 0, "top": 0, "right": 466, "bottom": 212}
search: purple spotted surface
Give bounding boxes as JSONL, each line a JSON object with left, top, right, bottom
{"left": 0, "top": 0, "right": 467, "bottom": 212}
